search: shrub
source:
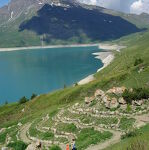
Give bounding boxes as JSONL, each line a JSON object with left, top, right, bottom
{"left": 19, "top": 96, "right": 28, "bottom": 104}
{"left": 64, "top": 84, "right": 67, "bottom": 89}
{"left": 74, "top": 83, "right": 78, "bottom": 86}
{"left": 5, "top": 101, "right": 8, "bottom": 105}
{"left": 7, "top": 141, "right": 28, "bottom": 150}
{"left": 134, "top": 58, "right": 143, "bottom": 66}
{"left": 122, "top": 88, "right": 149, "bottom": 104}
{"left": 49, "top": 145, "right": 62, "bottom": 150}
{"left": 121, "top": 130, "right": 138, "bottom": 139}
{"left": 122, "top": 89, "right": 133, "bottom": 104}
{"left": 31, "top": 93, "right": 37, "bottom": 100}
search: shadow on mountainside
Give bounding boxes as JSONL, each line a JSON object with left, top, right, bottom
{"left": 19, "top": 4, "right": 144, "bottom": 42}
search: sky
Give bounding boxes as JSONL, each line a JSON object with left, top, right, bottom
{"left": 78, "top": 0, "right": 149, "bottom": 14}
{"left": 0, "top": 0, "right": 149, "bottom": 14}
{"left": 0, "top": 0, "right": 9, "bottom": 7}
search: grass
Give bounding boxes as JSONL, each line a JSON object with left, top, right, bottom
{"left": 55, "top": 137, "right": 68, "bottom": 144}
{"left": 89, "top": 100, "right": 97, "bottom": 107}
{"left": 0, "top": 126, "right": 18, "bottom": 144}
{"left": 119, "top": 117, "right": 136, "bottom": 131}
{"left": 56, "top": 123, "right": 78, "bottom": 133}
{"left": 7, "top": 141, "right": 28, "bottom": 150}
{"left": 95, "top": 117, "right": 118, "bottom": 125}
{"left": 76, "top": 128, "right": 112, "bottom": 150}
{"left": 29, "top": 122, "right": 54, "bottom": 141}
{"left": 49, "top": 145, "right": 62, "bottom": 150}
{"left": 105, "top": 124, "right": 149, "bottom": 150}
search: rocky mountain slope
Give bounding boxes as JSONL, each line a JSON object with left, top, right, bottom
{"left": 0, "top": 0, "right": 145, "bottom": 47}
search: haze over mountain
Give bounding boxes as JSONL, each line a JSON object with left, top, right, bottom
{"left": 0, "top": 0, "right": 148, "bottom": 47}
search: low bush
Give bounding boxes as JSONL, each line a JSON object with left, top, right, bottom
{"left": 121, "top": 130, "right": 138, "bottom": 139}
{"left": 31, "top": 93, "right": 37, "bottom": 100}
{"left": 134, "top": 58, "right": 143, "bottom": 66}
{"left": 122, "top": 88, "right": 149, "bottom": 104}
{"left": 7, "top": 141, "right": 28, "bottom": 150}
{"left": 19, "top": 96, "right": 28, "bottom": 104}
{"left": 49, "top": 145, "right": 62, "bottom": 150}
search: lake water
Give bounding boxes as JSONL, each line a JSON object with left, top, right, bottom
{"left": 0, "top": 46, "right": 102, "bottom": 104}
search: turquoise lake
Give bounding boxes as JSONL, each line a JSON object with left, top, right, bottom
{"left": 0, "top": 46, "right": 102, "bottom": 104}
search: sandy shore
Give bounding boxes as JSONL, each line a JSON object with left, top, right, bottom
{"left": 0, "top": 44, "right": 99, "bottom": 52}
{"left": 78, "top": 44, "right": 126, "bottom": 85}
{"left": 93, "top": 52, "right": 114, "bottom": 72}
{"left": 98, "top": 44, "right": 126, "bottom": 52}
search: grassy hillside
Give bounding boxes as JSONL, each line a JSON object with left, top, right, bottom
{"left": 0, "top": 30, "right": 149, "bottom": 149}
{"left": 105, "top": 124, "right": 149, "bottom": 150}
{"left": 0, "top": 29, "right": 149, "bottom": 125}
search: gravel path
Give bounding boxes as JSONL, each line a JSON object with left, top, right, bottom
{"left": 19, "top": 123, "right": 32, "bottom": 144}
{"left": 18, "top": 108, "right": 149, "bottom": 150}
{"left": 86, "top": 130, "right": 121, "bottom": 150}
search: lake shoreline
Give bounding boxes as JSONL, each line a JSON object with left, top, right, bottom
{"left": 0, "top": 43, "right": 125, "bottom": 86}
{"left": 78, "top": 44, "right": 126, "bottom": 85}
{"left": 0, "top": 44, "right": 99, "bottom": 52}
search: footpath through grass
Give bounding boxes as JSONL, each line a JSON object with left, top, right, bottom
{"left": 76, "top": 128, "right": 112, "bottom": 150}
{"left": 105, "top": 123, "right": 149, "bottom": 150}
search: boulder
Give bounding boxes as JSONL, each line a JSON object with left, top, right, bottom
{"left": 17, "top": 122, "right": 22, "bottom": 127}
{"left": 85, "top": 96, "right": 94, "bottom": 104}
{"left": 107, "top": 87, "right": 126, "bottom": 95}
{"left": 129, "top": 88, "right": 133, "bottom": 92}
{"left": 118, "top": 97, "right": 126, "bottom": 105}
{"left": 0, "top": 128, "right": 6, "bottom": 133}
{"left": 110, "top": 98, "right": 119, "bottom": 109}
{"left": 75, "top": 103, "right": 79, "bottom": 107}
{"left": 22, "top": 108, "right": 25, "bottom": 112}
{"left": 1, "top": 147, "right": 9, "bottom": 150}
{"left": 105, "top": 101, "right": 110, "bottom": 109}
{"left": 134, "top": 100, "right": 144, "bottom": 106}
{"left": 120, "top": 104, "right": 127, "bottom": 110}
{"left": 102, "top": 95, "right": 111, "bottom": 103}
{"left": 26, "top": 143, "right": 37, "bottom": 150}
{"left": 94, "top": 89, "right": 105, "bottom": 97}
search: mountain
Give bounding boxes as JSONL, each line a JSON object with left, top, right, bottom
{"left": 0, "top": 0, "right": 146, "bottom": 47}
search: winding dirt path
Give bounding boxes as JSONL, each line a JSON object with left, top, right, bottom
{"left": 19, "top": 108, "right": 149, "bottom": 150}
{"left": 19, "top": 123, "right": 66, "bottom": 150}
{"left": 86, "top": 130, "right": 121, "bottom": 150}
{"left": 19, "top": 123, "right": 32, "bottom": 144}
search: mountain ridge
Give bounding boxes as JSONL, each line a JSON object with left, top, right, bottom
{"left": 0, "top": 0, "right": 148, "bottom": 47}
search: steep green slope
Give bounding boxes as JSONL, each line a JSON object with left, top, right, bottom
{"left": 0, "top": 29, "right": 149, "bottom": 150}
{"left": 0, "top": 29, "right": 149, "bottom": 126}
{"left": 95, "top": 30, "right": 149, "bottom": 88}
{"left": 105, "top": 124, "right": 149, "bottom": 150}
